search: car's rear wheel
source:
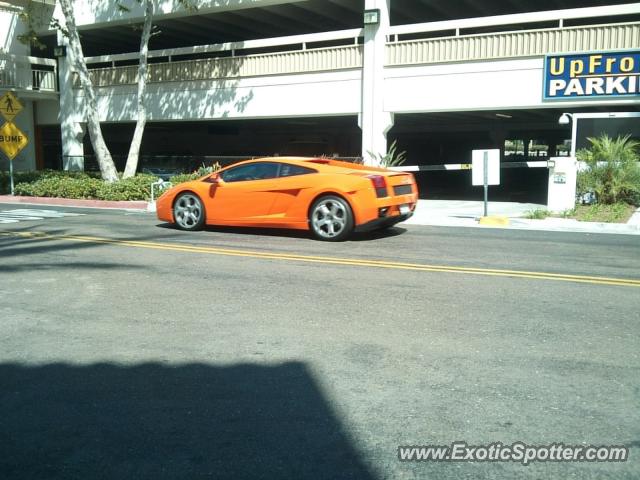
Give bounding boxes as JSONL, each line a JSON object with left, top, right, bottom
{"left": 309, "top": 195, "right": 354, "bottom": 241}
{"left": 173, "top": 193, "right": 205, "bottom": 231}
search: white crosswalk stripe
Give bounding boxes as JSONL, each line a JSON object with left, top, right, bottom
{"left": 0, "top": 209, "right": 85, "bottom": 224}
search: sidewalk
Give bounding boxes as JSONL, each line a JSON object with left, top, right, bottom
{"left": 0, "top": 195, "right": 148, "bottom": 211}
{"left": 1, "top": 195, "right": 639, "bottom": 235}
{"left": 406, "top": 200, "right": 640, "bottom": 235}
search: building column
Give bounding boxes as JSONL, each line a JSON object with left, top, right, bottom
{"left": 57, "top": 30, "right": 85, "bottom": 171}
{"left": 360, "top": 0, "right": 392, "bottom": 165}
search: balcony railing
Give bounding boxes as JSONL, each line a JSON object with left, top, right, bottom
{"left": 386, "top": 22, "right": 640, "bottom": 66}
{"left": 82, "top": 44, "right": 363, "bottom": 87}
{"left": 80, "top": 29, "right": 363, "bottom": 88}
{"left": 0, "top": 53, "right": 57, "bottom": 92}
{"left": 386, "top": 3, "right": 640, "bottom": 66}
{"left": 76, "top": 3, "right": 640, "bottom": 87}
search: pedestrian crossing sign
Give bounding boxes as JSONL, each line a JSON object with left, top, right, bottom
{"left": 0, "top": 91, "right": 23, "bottom": 122}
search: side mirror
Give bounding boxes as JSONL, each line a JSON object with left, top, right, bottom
{"left": 207, "top": 174, "right": 222, "bottom": 186}
{"left": 208, "top": 174, "right": 222, "bottom": 196}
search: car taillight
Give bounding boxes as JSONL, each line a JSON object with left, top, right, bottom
{"left": 366, "top": 174, "right": 388, "bottom": 198}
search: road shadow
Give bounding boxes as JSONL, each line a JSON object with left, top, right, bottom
{"left": 156, "top": 223, "right": 408, "bottom": 242}
{"left": 350, "top": 227, "right": 408, "bottom": 241}
{"left": 0, "top": 362, "right": 376, "bottom": 480}
{"left": 0, "top": 262, "right": 146, "bottom": 273}
{"left": 0, "top": 227, "right": 154, "bottom": 272}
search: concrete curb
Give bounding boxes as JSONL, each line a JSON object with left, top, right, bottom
{"left": 478, "top": 216, "right": 510, "bottom": 226}
{"left": 508, "top": 217, "right": 640, "bottom": 235}
{"left": 0, "top": 195, "right": 148, "bottom": 211}
{"left": 406, "top": 215, "right": 640, "bottom": 235}
{"left": 403, "top": 200, "right": 640, "bottom": 235}
{"left": 628, "top": 207, "right": 640, "bottom": 226}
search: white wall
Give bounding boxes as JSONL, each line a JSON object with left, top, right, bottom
{"left": 384, "top": 58, "right": 640, "bottom": 113}
{"left": 72, "top": 70, "right": 362, "bottom": 122}
{"left": 35, "top": 100, "right": 61, "bottom": 125}
{"left": 0, "top": 11, "right": 29, "bottom": 55}
{"left": 66, "top": 57, "right": 640, "bottom": 125}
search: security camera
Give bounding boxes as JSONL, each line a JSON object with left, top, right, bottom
{"left": 558, "top": 113, "right": 572, "bottom": 125}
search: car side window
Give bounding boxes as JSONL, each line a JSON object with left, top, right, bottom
{"left": 279, "top": 164, "right": 317, "bottom": 178}
{"left": 221, "top": 162, "right": 280, "bottom": 183}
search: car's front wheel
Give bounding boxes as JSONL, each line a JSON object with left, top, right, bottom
{"left": 309, "top": 195, "right": 354, "bottom": 241}
{"left": 173, "top": 193, "right": 205, "bottom": 231}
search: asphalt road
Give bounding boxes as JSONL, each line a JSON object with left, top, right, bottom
{"left": 0, "top": 205, "right": 639, "bottom": 480}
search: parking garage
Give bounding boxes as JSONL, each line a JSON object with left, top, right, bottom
{"left": 22, "top": 0, "right": 639, "bottom": 205}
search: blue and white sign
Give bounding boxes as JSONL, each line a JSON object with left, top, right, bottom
{"left": 544, "top": 50, "right": 640, "bottom": 100}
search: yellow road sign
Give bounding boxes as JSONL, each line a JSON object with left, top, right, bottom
{"left": 0, "top": 92, "right": 23, "bottom": 122}
{"left": 0, "top": 121, "right": 29, "bottom": 160}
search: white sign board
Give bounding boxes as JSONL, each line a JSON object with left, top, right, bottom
{"left": 472, "top": 149, "right": 500, "bottom": 186}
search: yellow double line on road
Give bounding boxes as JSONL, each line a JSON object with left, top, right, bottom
{"left": 3, "top": 230, "right": 640, "bottom": 288}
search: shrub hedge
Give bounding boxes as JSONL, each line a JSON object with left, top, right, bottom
{"left": 0, "top": 170, "right": 170, "bottom": 201}
{"left": 95, "top": 174, "right": 161, "bottom": 201}
{"left": 0, "top": 170, "right": 99, "bottom": 195}
{"left": 1, "top": 168, "right": 210, "bottom": 201}
{"left": 166, "top": 172, "right": 203, "bottom": 185}
{"left": 14, "top": 176, "right": 103, "bottom": 199}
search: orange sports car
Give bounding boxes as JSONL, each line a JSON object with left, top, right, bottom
{"left": 156, "top": 157, "right": 418, "bottom": 241}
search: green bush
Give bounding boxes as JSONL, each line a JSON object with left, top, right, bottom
{"left": 8, "top": 170, "right": 160, "bottom": 201}
{"left": 572, "top": 202, "right": 635, "bottom": 223}
{"left": 0, "top": 172, "right": 41, "bottom": 194}
{"left": 367, "top": 140, "right": 407, "bottom": 167}
{"left": 1, "top": 170, "right": 96, "bottom": 195}
{"left": 577, "top": 134, "right": 640, "bottom": 206}
{"left": 3, "top": 167, "right": 222, "bottom": 201}
{"left": 524, "top": 209, "right": 551, "bottom": 219}
{"left": 95, "top": 174, "right": 159, "bottom": 201}
{"left": 168, "top": 172, "right": 202, "bottom": 185}
{"left": 14, "top": 176, "right": 102, "bottom": 198}
{"left": 168, "top": 162, "right": 221, "bottom": 185}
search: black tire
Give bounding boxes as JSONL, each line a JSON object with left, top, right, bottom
{"left": 309, "top": 195, "right": 354, "bottom": 241}
{"left": 173, "top": 192, "right": 206, "bottom": 231}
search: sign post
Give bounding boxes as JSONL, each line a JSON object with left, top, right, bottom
{"left": 472, "top": 149, "right": 500, "bottom": 218}
{"left": 9, "top": 155, "right": 14, "bottom": 195}
{"left": 0, "top": 92, "right": 28, "bottom": 195}
{"left": 483, "top": 151, "right": 488, "bottom": 217}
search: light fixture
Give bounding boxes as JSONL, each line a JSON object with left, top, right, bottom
{"left": 495, "top": 113, "right": 512, "bottom": 119}
{"left": 558, "top": 113, "right": 573, "bottom": 125}
{"left": 53, "top": 45, "right": 67, "bottom": 58}
{"left": 364, "top": 8, "right": 380, "bottom": 25}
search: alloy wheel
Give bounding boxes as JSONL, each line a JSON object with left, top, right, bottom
{"left": 174, "top": 194, "right": 203, "bottom": 229}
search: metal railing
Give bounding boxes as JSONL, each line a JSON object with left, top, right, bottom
{"left": 0, "top": 53, "right": 57, "bottom": 92}
{"left": 386, "top": 3, "right": 640, "bottom": 66}
{"left": 72, "top": 3, "right": 640, "bottom": 86}
{"left": 386, "top": 22, "right": 640, "bottom": 66}
{"left": 80, "top": 28, "right": 364, "bottom": 88}
{"left": 83, "top": 44, "right": 363, "bottom": 87}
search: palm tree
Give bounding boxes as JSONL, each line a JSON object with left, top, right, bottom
{"left": 577, "top": 134, "right": 640, "bottom": 205}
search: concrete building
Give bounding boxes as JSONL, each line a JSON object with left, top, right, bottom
{"left": 1, "top": 0, "right": 639, "bottom": 202}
